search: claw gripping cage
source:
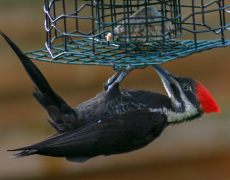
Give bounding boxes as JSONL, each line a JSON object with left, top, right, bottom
{"left": 27, "top": 0, "right": 230, "bottom": 69}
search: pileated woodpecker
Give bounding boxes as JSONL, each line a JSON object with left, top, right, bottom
{"left": 1, "top": 32, "right": 220, "bottom": 162}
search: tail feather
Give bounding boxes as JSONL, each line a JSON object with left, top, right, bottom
{"left": 8, "top": 149, "right": 37, "bottom": 158}
{"left": 0, "top": 31, "right": 66, "bottom": 108}
{"left": 0, "top": 32, "right": 81, "bottom": 132}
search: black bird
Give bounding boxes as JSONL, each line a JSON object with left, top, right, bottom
{"left": 1, "top": 32, "right": 220, "bottom": 162}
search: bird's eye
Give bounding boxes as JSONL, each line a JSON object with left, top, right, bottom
{"left": 183, "top": 85, "right": 190, "bottom": 91}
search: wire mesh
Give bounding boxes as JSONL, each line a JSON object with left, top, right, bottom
{"left": 27, "top": 0, "right": 230, "bottom": 69}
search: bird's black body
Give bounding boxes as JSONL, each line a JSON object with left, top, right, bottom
{"left": 16, "top": 110, "right": 166, "bottom": 162}
{"left": 1, "top": 32, "right": 214, "bottom": 162}
{"left": 77, "top": 89, "right": 171, "bottom": 124}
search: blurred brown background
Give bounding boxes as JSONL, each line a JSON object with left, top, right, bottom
{"left": 0, "top": 1, "right": 230, "bottom": 180}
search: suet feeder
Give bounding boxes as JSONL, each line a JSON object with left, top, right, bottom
{"left": 27, "top": 0, "right": 230, "bottom": 70}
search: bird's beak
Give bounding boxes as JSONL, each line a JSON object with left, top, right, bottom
{"left": 152, "top": 64, "right": 177, "bottom": 99}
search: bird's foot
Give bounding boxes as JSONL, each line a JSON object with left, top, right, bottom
{"left": 104, "top": 66, "right": 134, "bottom": 92}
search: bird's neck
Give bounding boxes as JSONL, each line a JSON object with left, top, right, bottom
{"left": 169, "top": 98, "right": 202, "bottom": 124}
{"left": 149, "top": 101, "right": 201, "bottom": 124}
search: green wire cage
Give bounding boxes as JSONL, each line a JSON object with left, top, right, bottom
{"left": 27, "top": 0, "right": 230, "bottom": 70}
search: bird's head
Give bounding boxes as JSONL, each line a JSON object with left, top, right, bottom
{"left": 153, "top": 65, "right": 220, "bottom": 120}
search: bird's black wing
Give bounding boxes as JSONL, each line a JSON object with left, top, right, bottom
{"left": 9, "top": 109, "right": 167, "bottom": 162}
{"left": 0, "top": 32, "right": 82, "bottom": 132}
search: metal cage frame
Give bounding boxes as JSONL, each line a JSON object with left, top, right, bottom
{"left": 27, "top": 0, "right": 230, "bottom": 69}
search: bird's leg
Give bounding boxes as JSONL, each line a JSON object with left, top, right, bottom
{"left": 104, "top": 67, "right": 133, "bottom": 92}
{"left": 104, "top": 71, "right": 128, "bottom": 92}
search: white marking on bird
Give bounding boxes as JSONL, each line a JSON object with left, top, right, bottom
{"left": 149, "top": 105, "right": 198, "bottom": 123}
